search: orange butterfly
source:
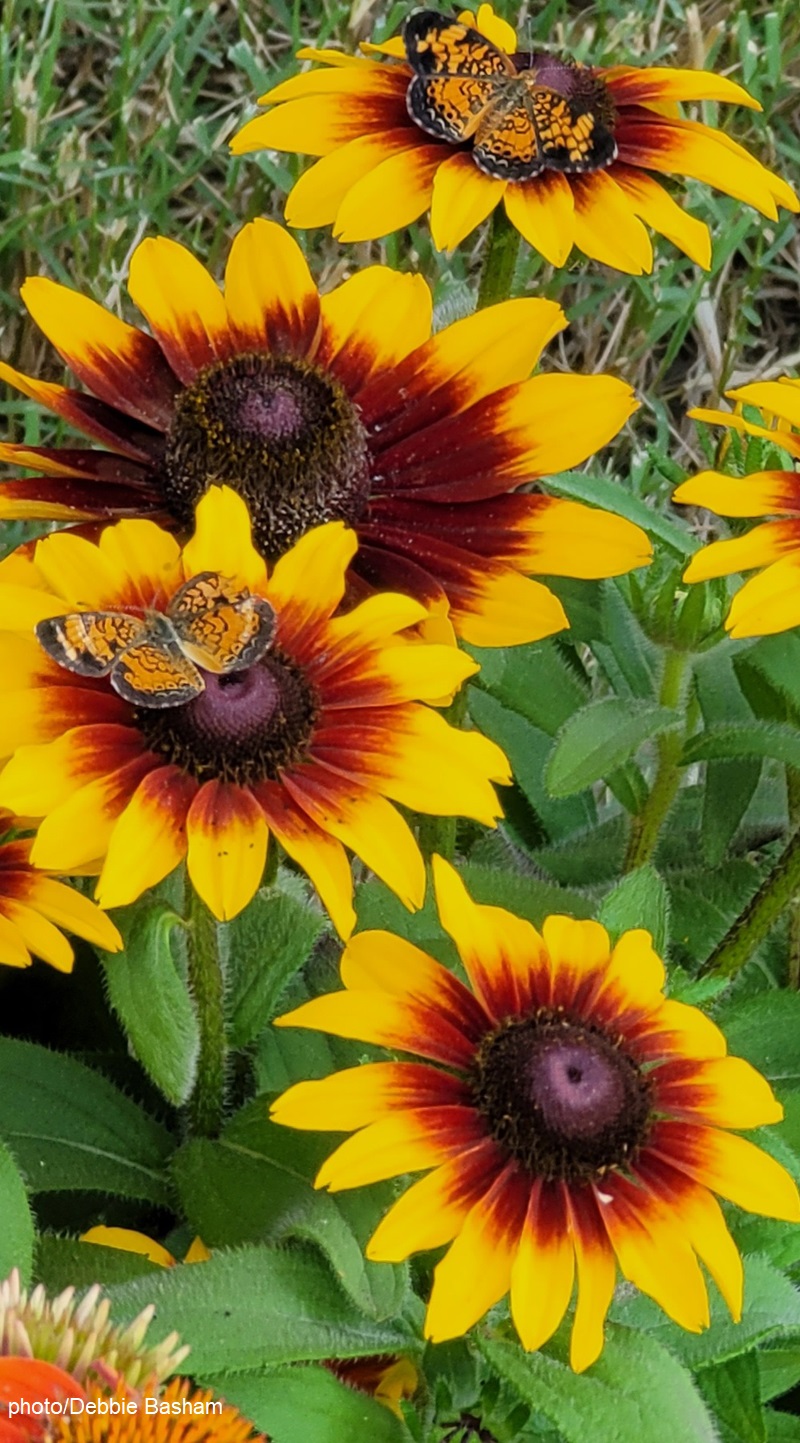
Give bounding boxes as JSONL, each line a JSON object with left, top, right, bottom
{"left": 35, "top": 572, "right": 277, "bottom": 709}
{"left": 403, "top": 10, "right": 617, "bottom": 180}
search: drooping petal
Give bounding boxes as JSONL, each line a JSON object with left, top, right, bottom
{"left": 727, "top": 379, "right": 800, "bottom": 431}
{"left": 429, "top": 154, "right": 505, "bottom": 252}
{"left": 605, "top": 65, "right": 761, "bottom": 111}
{"left": 510, "top": 1182, "right": 576, "bottom": 1353}
{"left": 285, "top": 131, "right": 424, "bottom": 229}
{"left": 425, "top": 1164, "right": 529, "bottom": 1342}
{"left": 257, "top": 781, "right": 356, "bottom": 939}
{"left": 185, "top": 780, "right": 269, "bottom": 921}
{"left": 503, "top": 173, "right": 575, "bottom": 267}
{"left": 682, "top": 521, "right": 799, "bottom": 584}
{"left": 0, "top": 360, "right": 163, "bottom": 461}
{"left": 570, "top": 171, "right": 654, "bottom": 275}
{"left": 609, "top": 164, "right": 712, "bottom": 268}
{"left": 232, "top": 91, "right": 409, "bottom": 159}
{"left": 654, "top": 1055, "right": 783, "bottom": 1128}
{"left": 30, "top": 755, "right": 157, "bottom": 871}
{"left": 598, "top": 1177, "right": 710, "bottom": 1333}
{"left": 96, "top": 765, "right": 196, "bottom": 910}
{"left": 368, "top": 1141, "right": 505, "bottom": 1261}
{"left": 615, "top": 113, "right": 796, "bottom": 219}
{"left": 566, "top": 1186, "right": 617, "bottom": 1373}
{"left": 0, "top": 899, "right": 76, "bottom": 973}
{"left": 17, "top": 873, "right": 122, "bottom": 954}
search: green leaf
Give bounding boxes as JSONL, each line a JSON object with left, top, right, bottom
{"left": 101, "top": 899, "right": 199, "bottom": 1108}
{"left": 197, "top": 1365, "right": 410, "bottom": 1443}
{"left": 615, "top": 1256, "right": 800, "bottom": 1370}
{"left": 224, "top": 885, "right": 325, "bottom": 1048}
{"left": 593, "top": 582, "right": 660, "bottom": 701}
{"left": 694, "top": 649, "right": 762, "bottom": 865}
{"left": 105, "top": 1245, "right": 414, "bottom": 1371}
{"left": 172, "top": 1101, "right": 409, "bottom": 1321}
{"left": 714, "top": 992, "right": 800, "bottom": 1089}
{"left": 599, "top": 865, "right": 670, "bottom": 952}
{"left": 0, "top": 1039, "right": 173, "bottom": 1202}
{"left": 683, "top": 722, "right": 800, "bottom": 770}
{"left": 469, "top": 688, "right": 594, "bottom": 838}
{"left": 546, "top": 700, "right": 679, "bottom": 797}
{"left": 0, "top": 1139, "right": 34, "bottom": 1283}
{"left": 744, "top": 632, "right": 800, "bottom": 715}
{"left": 759, "top": 1347, "right": 800, "bottom": 1405}
{"left": 35, "top": 1233, "right": 160, "bottom": 1292}
{"left": 696, "top": 1353, "right": 765, "bottom": 1443}
{"left": 765, "top": 1411, "right": 799, "bottom": 1441}
{"left": 480, "top": 1326, "right": 715, "bottom": 1443}
{"left": 460, "top": 863, "right": 595, "bottom": 926}
{"left": 469, "top": 638, "right": 588, "bottom": 737}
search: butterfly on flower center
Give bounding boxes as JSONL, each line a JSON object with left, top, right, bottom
{"left": 403, "top": 9, "right": 617, "bottom": 180}
{"left": 35, "top": 572, "right": 277, "bottom": 709}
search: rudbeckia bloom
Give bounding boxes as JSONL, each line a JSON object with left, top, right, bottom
{"left": 0, "top": 486, "right": 508, "bottom": 933}
{"left": 272, "top": 857, "right": 800, "bottom": 1372}
{"left": 231, "top": 5, "right": 797, "bottom": 273}
{"left": 675, "top": 379, "right": 800, "bottom": 637}
{"left": 0, "top": 219, "right": 648, "bottom": 646}
{"left": 0, "top": 813, "right": 121, "bottom": 970}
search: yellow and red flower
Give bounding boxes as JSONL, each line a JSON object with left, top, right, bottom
{"left": 325, "top": 1355, "right": 417, "bottom": 1418}
{"left": 272, "top": 857, "right": 800, "bottom": 1372}
{"left": 0, "top": 219, "right": 648, "bottom": 647}
{"left": 0, "top": 812, "right": 121, "bottom": 971}
{"left": 675, "top": 379, "right": 800, "bottom": 636}
{"left": 0, "top": 486, "right": 508, "bottom": 933}
{"left": 231, "top": 5, "right": 797, "bottom": 274}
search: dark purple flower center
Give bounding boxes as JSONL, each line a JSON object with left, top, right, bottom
{"left": 136, "top": 651, "right": 318, "bottom": 785}
{"left": 473, "top": 1012, "right": 652, "bottom": 1181}
{"left": 161, "top": 354, "right": 371, "bottom": 560}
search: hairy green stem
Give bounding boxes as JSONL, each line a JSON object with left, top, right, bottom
{"left": 787, "top": 767, "right": 800, "bottom": 988}
{"left": 186, "top": 885, "right": 227, "bottom": 1138}
{"left": 477, "top": 206, "right": 521, "bottom": 308}
{"left": 623, "top": 649, "right": 689, "bottom": 872}
{"left": 701, "top": 824, "right": 800, "bottom": 979}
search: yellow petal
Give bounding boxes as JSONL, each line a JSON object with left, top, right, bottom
{"left": 727, "top": 379, "right": 800, "bottom": 432}
{"left": 0, "top": 913, "right": 32, "bottom": 968}
{"left": 318, "top": 265, "right": 433, "bottom": 388}
{"left": 674, "top": 470, "right": 800, "bottom": 518}
{"left": 268, "top": 522, "right": 356, "bottom": 633}
{"left": 286, "top": 134, "right": 421, "bottom": 229}
{"left": 127, "top": 235, "right": 230, "bottom": 384}
{"left": 182, "top": 485, "right": 268, "bottom": 593}
{"left": 372, "top": 707, "right": 509, "bottom": 824}
{"left": 0, "top": 899, "right": 74, "bottom": 973}
{"left": 520, "top": 498, "right": 652, "bottom": 578}
{"left": 224, "top": 218, "right": 321, "bottom": 357}
{"left": 368, "top": 1148, "right": 496, "bottom": 1261}
{"left": 433, "top": 854, "right": 546, "bottom": 1018}
{"left": 504, "top": 174, "right": 575, "bottom": 267}
{"left": 81, "top": 1226, "right": 175, "bottom": 1268}
{"left": 726, "top": 555, "right": 800, "bottom": 637}
{"left": 492, "top": 373, "right": 639, "bottom": 479}
{"left": 610, "top": 166, "right": 711, "bottom": 269}
{"left": 98, "top": 520, "right": 183, "bottom": 602}
{"left": 471, "top": 3, "right": 517, "bottom": 52}
{"left": 571, "top": 171, "right": 653, "bottom": 274}
{"left": 22, "top": 874, "right": 123, "bottom": 954}
{"left": 34, "top": 531, "right": 119, "bottom": 608}
{"left": 316, "top": 1112, "right": 461, "bottom": 1191}
{"left": 454, "top": 569, "right": 568, "bottom": 647}
{"left": 334, "top": 145, "right": 441, "bottom": 241}
{"left": 676, "top": 1127, "right": 800, "bottom": 1222}
{"left": 96, "top": 767, "right": 194, "bottom": 911}
{"left": 186, "top": 782, "right": 268, "bottom": 921}
{"left": 510, "top": 1193, "right": 575, "bottom": 1352}
{"left": 430, "top": 154, "right": 505, "bottom": 252}
{"left": 568, "top": 1199, "right": 616, "bottom": 1373}
{"left": 424, "top": 1171, "right": 526, "bottom": 1342}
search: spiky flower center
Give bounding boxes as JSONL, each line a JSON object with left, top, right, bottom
{"left": 50, "top": 1378, "right": 263, "bottom": 1443}
{"left": 137, "top": 650, "right": 318, "bottom": 786}
{"left": 473, "top": 1011, "right": 652, "bottom": 1181}
{"left": 162, "top": 354, "right": 371, "bottom": 558}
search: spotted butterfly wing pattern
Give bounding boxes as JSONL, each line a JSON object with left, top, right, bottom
{"left": 402, "top": 9, "right": 617, "bottom": 181}
{"left": 35, "top": 612, "right": 150, "bottom": 678}
{"left": 168, "top": 571, "right": 277, "bottom": 674}
{"left": 34, "top": 572, "right": 277, "bottom": 711}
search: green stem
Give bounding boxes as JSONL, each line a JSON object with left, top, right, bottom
{"left": 623, "top": 649, "right": 690, "bottom": 872}
{"left": 701, "top": 825, "right": 800, "bottom": 979}
{"left": 477, "top": 206, "right": 521, "bottom": 308}
{"left": 186, "top": 884, "right": 227, "bottom": 1138}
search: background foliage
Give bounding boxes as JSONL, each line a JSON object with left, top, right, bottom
{"left": 3, "top": 2, "right": 800, "bottom": 1441}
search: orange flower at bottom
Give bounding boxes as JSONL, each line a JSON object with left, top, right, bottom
{"left": 273, "top": 857, "right": 800, "bottom": 1372}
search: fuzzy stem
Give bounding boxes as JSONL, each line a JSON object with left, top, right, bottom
{"left": 186, "top": 885, "right": 226, "bottom": 1138}
{"left": 701, "top": 825, "right": 800, "bottom": 979}
{"left": 623, "top": 649, "right": 689, "bottom": 872}
{"left": 787, "top": 767, "right": 800, "bottom": 988}
{"left": 477, "top": 206, "right": 521, "bottom": 309}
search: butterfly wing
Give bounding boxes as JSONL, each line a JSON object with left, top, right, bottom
{"left": 35, "top": 613, "right": 148, "bottom": 677}
{"left": 110, "top": 638, "right": 204, "bottom": 708}
{"left": 527, "top": 83, "right": 617, "bottom": 172}
{"left": 403, "top": 11, "right": 514, "bottom": 77}
{"left": 169, "top": 571, "right": 277, "bottom": 674}
{"left": 473, "top": 85, "right": 543, "bottom": 179}
{"left": 403, "top": 10, "right": 513, "bottom": 145}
